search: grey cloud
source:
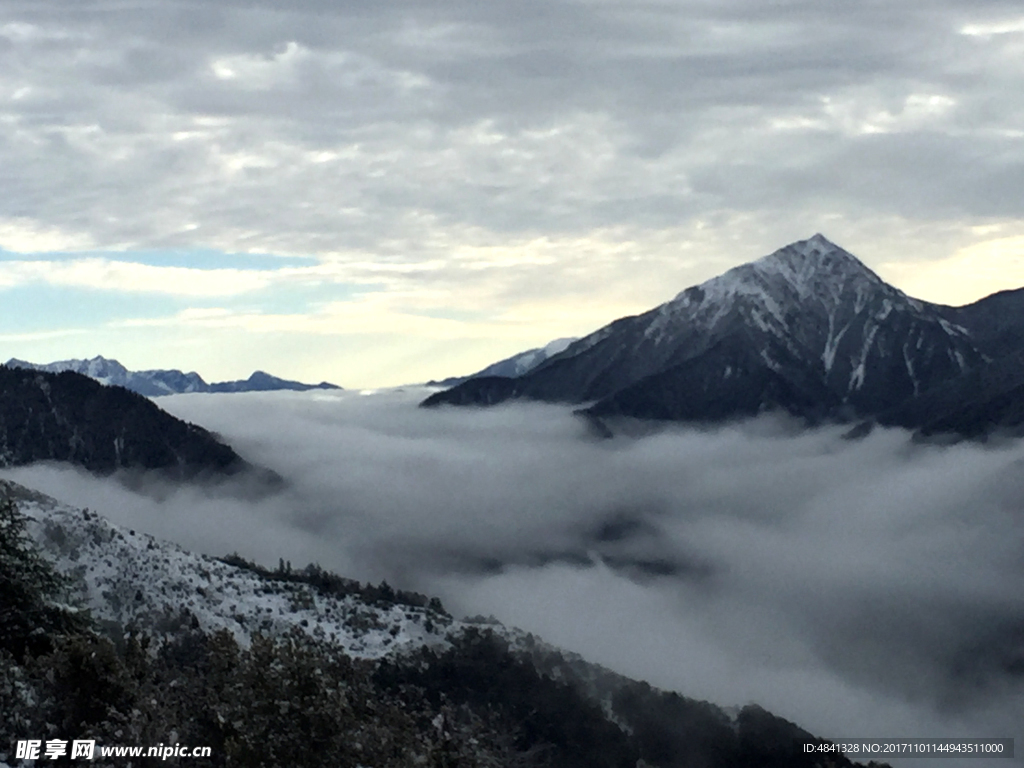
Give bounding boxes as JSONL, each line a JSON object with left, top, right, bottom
{"left": 684, "top": 130, "right": 1024, "bottom": 220}
{"left": 2, "top": 0, "right": 1024, "bottom": 261}
{"left": 2, "top": 389, "right": 1022, "bottom": 761}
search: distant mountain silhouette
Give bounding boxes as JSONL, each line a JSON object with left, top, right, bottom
{"left": 5, "top": 356, "right": 341, "bottom": 397}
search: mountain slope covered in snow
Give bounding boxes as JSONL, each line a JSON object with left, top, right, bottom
{"left": 7, "top": 479, "right": 452, "bottom": 658}
{"left": 0, "top": 478, "right": 885, "bottom": 768}
{"left": 424, "top": 234, "right": 1024, "bottom": 436}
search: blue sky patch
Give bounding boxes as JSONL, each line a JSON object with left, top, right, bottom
{"left": 0, "top": 248, "right": 318, "bottom": 271}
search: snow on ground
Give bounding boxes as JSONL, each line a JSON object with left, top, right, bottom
{"left": 5, "top": 480, "right": 457, "bottom": 659}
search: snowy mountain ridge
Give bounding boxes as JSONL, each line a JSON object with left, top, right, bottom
{"left": 427, "top": 336, "right": 578, "bottom": 387}
{"left": 4, "top": 356, "right": 341, "bottom": 398}
{"left": 702, "top": 236, "right": 968, "bottom": 387}
{"left": 598, "top": 233, "right": 973, "bottom": 392}
{"left": 424, "top": 234, "right": 1010, "bottom": 430}
{"left": 503, "top": 337, "right": 577, "bottom": 376}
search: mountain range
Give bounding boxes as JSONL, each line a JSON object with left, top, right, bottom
{"left": 0, "top": 366, "right": 249, "bottom": 478}
{"left": 423, "top": 234, "right": 1024, "bottom": 438}
{"left": 4, "top": 356, "right": 341, "bottom": 398}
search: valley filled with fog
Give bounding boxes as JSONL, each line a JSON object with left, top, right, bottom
{"left": 4, "top": 388, "right": 1022, "bottom": 764}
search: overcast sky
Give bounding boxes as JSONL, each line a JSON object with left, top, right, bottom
{"left": 1, "top": 0, "right": 1024, "bottom": 386}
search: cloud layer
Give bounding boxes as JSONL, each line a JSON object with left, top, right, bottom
{"left": 4, "top": 1, "right": 1024, "bottom": 244}
{"left": 3, "top": 1, "right": 1024, "bottom": 384}
{"left": 3, "top": 389, "right": 1022, "bottom": 763}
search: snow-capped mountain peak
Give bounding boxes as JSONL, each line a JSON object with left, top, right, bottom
{"left": 641, "top": 235, "right": 979, "bottom": 401}
{"left": 752, "top": 233, "right": 882, "bottom": 295}
{"left": 424, "top": 234, "right": 990, "bottom": 424}
{"left": 667, "top": 235, "right": 891, "bottom": 322}
{"left": 80, "top": 355, "right": 131, "bottom": 383}
{"left": 7, "top": 355, "right": 132, "bottom": 387}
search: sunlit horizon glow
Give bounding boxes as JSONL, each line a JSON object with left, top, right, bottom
{"left": 3, "top": 228, "right": 1022, "bottom": 387}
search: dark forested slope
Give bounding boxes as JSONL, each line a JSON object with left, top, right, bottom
{"left": 0, "top": 366, "right": 246, "bottom": 478}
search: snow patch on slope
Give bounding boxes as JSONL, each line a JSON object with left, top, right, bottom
{"left": 644, "top": 234, "right": 875, "bottom": 346}
{"left": 11, "top": 485, "right": 457, "bottom": 659}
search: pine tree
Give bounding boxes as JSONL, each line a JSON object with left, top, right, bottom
{"left": 0, "top": 496, "right": 88, "bottom": 659}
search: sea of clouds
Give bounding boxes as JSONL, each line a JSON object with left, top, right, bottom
{"left": 4, "top": 387, "right": 1022, "bottom": 765}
